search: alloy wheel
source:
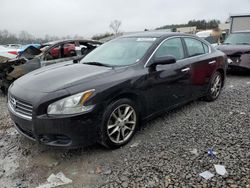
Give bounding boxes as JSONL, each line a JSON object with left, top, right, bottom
{"left": 211, "top": 74, "right": 222, "bottom": 98}
{"left": 107, "top": 104, "right": 136, "bottom": 144}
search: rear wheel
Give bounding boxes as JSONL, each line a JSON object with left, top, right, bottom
{"left": 204, "top": 71, "right": 223, "bottom": 101}
{"left": 100, "top": 98, "right": 138, "bottom": 149}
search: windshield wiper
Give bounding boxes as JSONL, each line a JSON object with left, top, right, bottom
{"left": 83, "top": 62, "right": 111, "bottom": 67}
{"left": 223, "top": 42, "right": 231, "bottom": 45}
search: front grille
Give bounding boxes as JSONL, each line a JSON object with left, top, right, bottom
{"left": 8, "top": 94, "right": 33, "bottom": 120}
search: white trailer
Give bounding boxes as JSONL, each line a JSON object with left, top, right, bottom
{"left": 230, "top": 14, "right": 250, "bottom": 33}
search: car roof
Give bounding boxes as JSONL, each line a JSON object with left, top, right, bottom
{"left": 42, "top": 39, "right": 102, "bottom": 46}
{"left": 230, "top": 13, "right": 250, "bottom": 18}
{"left": 196, "top": 30, "right": 214, "bottom": 37}
{"left": 120, "top": 31, "right": 193, "bottom": 38}
{"left": 232, "top": 30, "right": 250, "bottom": 33}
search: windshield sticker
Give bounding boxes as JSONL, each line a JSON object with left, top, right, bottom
{"left": 136, "top": 38, "right": 156, "bottom": 42}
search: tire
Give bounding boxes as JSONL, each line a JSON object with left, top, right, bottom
{"left": 99, "top": 98, "right": 138, "bottom": 149}
{"left": 0, "top": 86, "right": 5, "bottom": 94}
{"left": 204, "top": 71, "right": 223, "bottom": 102}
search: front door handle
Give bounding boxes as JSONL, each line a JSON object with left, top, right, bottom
{"left": 209, "top": 60, "right": 216, "bottom": 65}
{"left": 181, "top": 67, "right": 190, "bottom": 72}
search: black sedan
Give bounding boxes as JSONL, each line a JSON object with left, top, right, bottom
{"left": 8, "top": 32, "right": 227, "bottom": 149}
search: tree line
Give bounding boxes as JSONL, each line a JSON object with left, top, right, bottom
{"left": 0, "top": 30, "right": 85, "bottom": 45}
{"left": 156, "top": 19, "right": 221, "bottom": 30}
{"left": 1, "top": 19, "right": 221, "bottom": 44}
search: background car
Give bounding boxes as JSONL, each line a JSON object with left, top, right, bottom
{"left": 8, "top": 32, "right": 227, "bottom": 149}
{"left": 3, "top": 44, "right": 22, "bottom": 50}
{"left": 196, "top": 30, "right": 221, "bottom": 47}
{"left": 0, "top": 45, "right": 18, "bottom": 61}
{"left": 50, "top": 43, "right": 76, "bottom": 58}
{"left": 0, "top": 39, "right": 102, "bottom": 93}
{"left": 217, "top": 31, "right": 250, "bottom": 72}
{"left": 17, "top": 43, "right": 42, "bottom": 56}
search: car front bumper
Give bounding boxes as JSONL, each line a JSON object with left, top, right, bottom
{"left": 227, "top": 55, "right": 250, "bottom": 72}
{"left": 8, "top": 102, "right": 102, "bottom": 148}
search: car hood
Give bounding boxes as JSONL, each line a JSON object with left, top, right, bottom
{"left": 14, "top": 63, "right": 113, "bottom": 93}
{"left": 18, "top": 46, "right": 42, "bottom": 60}
{"left": 217, "top": 44, "right": 250, "bottom": 55}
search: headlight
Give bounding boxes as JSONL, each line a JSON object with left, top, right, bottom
{"left": 227, "top": 58, "right": 233, "bottom": 64}
{"left": 47, "top": 89, "right": 95, "bottom": 115}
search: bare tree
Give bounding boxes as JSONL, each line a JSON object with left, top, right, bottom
{"left": 109, "top": 20, "right": 122, "bottom": 35}
{"left": 18, "top": 31, "right": 34, "bottom": 44}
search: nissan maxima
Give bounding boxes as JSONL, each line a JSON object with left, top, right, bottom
{"left": 8, "top": 32, "right": 227, "bottom": 149}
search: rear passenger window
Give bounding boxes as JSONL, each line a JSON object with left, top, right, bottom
{"left": 203, "top": 43, "right": 209, "bottom": 53}
{"left": 155, "top": 38, "right": 184, "bottom": 60}
{"left": 184, "top": 38, "right": 205, "bottom": 57}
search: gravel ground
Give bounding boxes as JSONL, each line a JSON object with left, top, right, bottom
{"left": 0, "top": 75, "right": 249, "bottom": 188}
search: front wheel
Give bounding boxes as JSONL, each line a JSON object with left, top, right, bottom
{"left": 100, "top": 98, "right": 138, "bottom": 149}
{"left": 204, "top": 71, "right": 223, "bottom": 102}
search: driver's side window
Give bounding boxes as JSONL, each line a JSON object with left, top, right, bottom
{"left": 155, "top": 38, "right": 184, "bottom": 61}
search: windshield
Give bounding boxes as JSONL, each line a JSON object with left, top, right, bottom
{"left": 81, "top": 37, "right": 156, "bottom": 66}
{"left": 224, "top": 33, "right": 250, "bottom": 45}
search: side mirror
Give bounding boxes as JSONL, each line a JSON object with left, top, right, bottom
{"left": 147, "top": 55, "right": 176, "bottom": 69}
{"left": 154, "top": 55, "right": 176, "bottom": 65}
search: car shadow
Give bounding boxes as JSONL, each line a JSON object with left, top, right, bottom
{"left": 227, "top": 69, "right": 250, "bottom": 76}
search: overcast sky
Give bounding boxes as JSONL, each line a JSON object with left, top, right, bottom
{"left": 1, "top": 0, "right": 250, "bottom": 38}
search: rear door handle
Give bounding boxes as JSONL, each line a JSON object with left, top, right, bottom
{"left": 181, "top": 67, "right": 190, "bottom": 72}
{"left": 209, "top": 60, "right": 216, "bottom": 65}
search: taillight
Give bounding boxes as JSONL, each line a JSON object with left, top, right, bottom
{"left": 8, "top": 51, "right": 18, "bottom": 55}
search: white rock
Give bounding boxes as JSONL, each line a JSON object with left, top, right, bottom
{"left": 190, "top": 148, "right": 198, "bottom": 156}
{"left": 199, "top": 171, "right": 214, "bottom": 180}
{"left": 130, "top": 142, "right": 139, "bottom": 148}
{"left": 214, "top": 164, "right": 227, "bottom": 176}
{"left": 36, "top": 172, "right": 72, "bottom": 188}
